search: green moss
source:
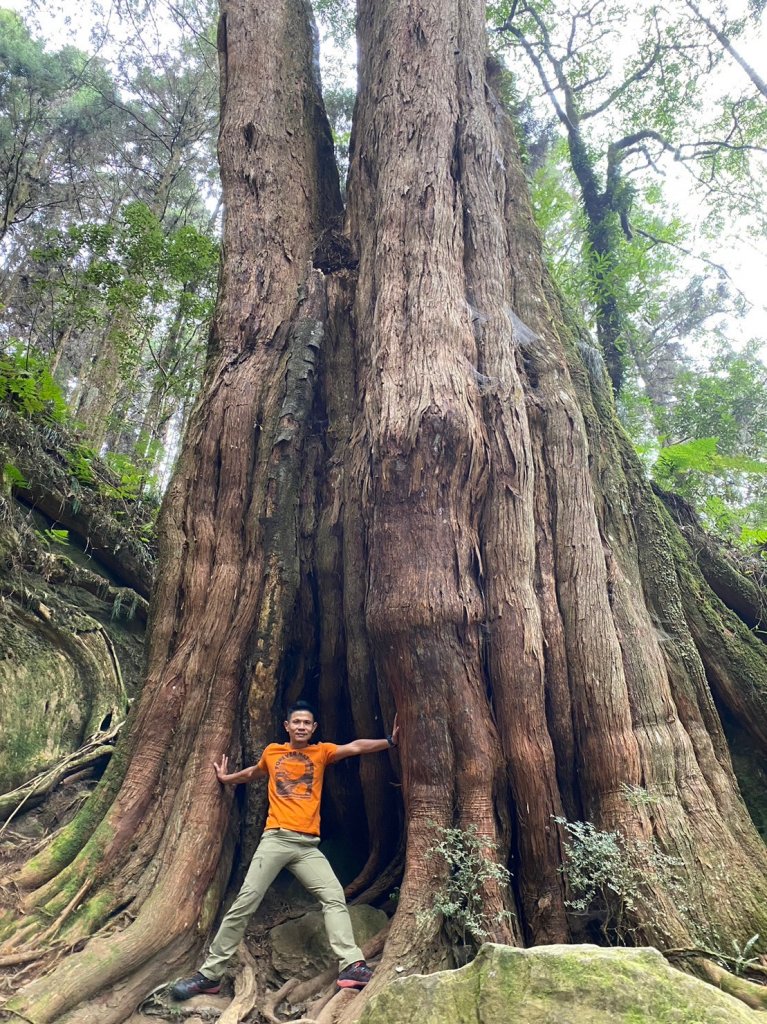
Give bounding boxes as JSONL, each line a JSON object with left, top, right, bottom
{"left": 360, "top": 945, "right": 760, "bottom": 1024}
{"left": 0, "top": 611, "right": 82, "bottom": 789}
{"left": 657, "top": 499, "right": 767, "bottom": 782}
{"left": 62, "top": 888, "right": 117, "bottom": 939}
{"left": 40, "top": 873, "right": 85, "bottom": 917}
{"left": 0, "top": 909, "right": 17, "bottom": 942}
{"left": 0, "top": 584, "right": 132, "bottom": 794}
{"left": 200, "top": 877, "right": 224, "bottom": 933}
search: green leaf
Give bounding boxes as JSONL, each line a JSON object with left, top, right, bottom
{"left": 2, "top": 463, "right": 28, "bottom": 488}
{"left": 656, "top": 437, "right": 720, "bottom": 474}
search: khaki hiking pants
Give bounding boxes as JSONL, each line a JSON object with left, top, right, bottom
{"left": 200, "top": 828, "right": 364, "bottom": 980}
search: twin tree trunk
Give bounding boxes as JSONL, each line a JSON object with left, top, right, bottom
{"left": 5, "top": 0, "right": 767, "bottom": 1021}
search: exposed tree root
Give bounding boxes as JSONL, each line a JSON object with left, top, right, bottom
{"left": 0, "top": 949, "right": 50, "bottom": 968}
{"left": 665, "top": 946, "right": 767, "bottom": 980}
{"left": 665, "top": 949, "right": 767, "bottom": 1011}
{"left": 316, "top": 989, "right": 358, "bottom": 1024}
{"left": 261, "top": 979, "right": 299, "bottom": 1024}
{"left": 343, "top": 858, "right": 382, "bottom": 904}
{"left": 341, "top": 824, "right": 401, "bottom": 904}
{"left": 287, "top": 971, "right": 336, "bottom": 1008}
{"left": 695, "top": 958, "right": 767, "bottom": 1010}
{"left": 306, "top": 986, "right": 339, "bottom": 1019}
{"left": 348, "top": 854, "right": 403, "bottom": 908}
{"left": 9, "top": 943, "right": 69, "bottom": 989}
{"left": 261, "top": 925, "right": 389, "bottom": 1024}
{"left": 140, "top": 999, "right": 223, "bottom": 1020}
{"left": 0, "top": 725, "right": 120, "bottom": 826}
{"left": 279, "top": 989, "right": 359, "bottom": 1024}
{"left": 217, "top": 943, "right": 258, "bottom": 1024}
{"left": 2, "top": 1010, "right": 38, "bottom": 1024}
{"left": 34, "top": 554, "right": 149, "bottom": 626}
{"left": 35, "top": 879, "right": 92, "bottom": 947}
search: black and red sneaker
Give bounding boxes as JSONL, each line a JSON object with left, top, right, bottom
{"left": 170, "top": 971, "right": 221, "bottom": 1000}
{"left": 337, "top": 960, "right": 373, "bottom": 989}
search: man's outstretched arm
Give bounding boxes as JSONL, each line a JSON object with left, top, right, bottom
{"left": 332, "top": 716, "right": 399, "bottom": 762}
{"left": 212, "top": 754, "right": 267, "bottom": 785}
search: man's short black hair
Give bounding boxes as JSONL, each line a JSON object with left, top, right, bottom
{"left": 286, "top": 699, "right": 316, "bottom": 721}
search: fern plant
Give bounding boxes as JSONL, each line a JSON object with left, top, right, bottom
{"left": 0, "top": 345, "right": 68, "bottom": 422}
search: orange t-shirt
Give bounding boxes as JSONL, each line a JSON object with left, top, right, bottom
{"left": 256, "top": 742, "right": 338, "bottom": 837}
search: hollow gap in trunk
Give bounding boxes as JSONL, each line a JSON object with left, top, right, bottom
{"left": 716, "top": 700, "right": 767, "bottom": 842}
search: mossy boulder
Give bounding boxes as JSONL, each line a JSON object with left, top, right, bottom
{"left": 360, "top": 944, "right": 761, "bottom": 1024}
{"left": 0, "top": 592, "right": 131, "bottom": 793}
{"left": 0, "top": 488, "right": 145, "bottom": 797}
{"left": 270, "top": 904, "right": 387, "bottom": 978}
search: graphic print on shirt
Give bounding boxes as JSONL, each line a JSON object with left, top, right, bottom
{"left": 274, "top": 751, "right": 315, "bottom": 800}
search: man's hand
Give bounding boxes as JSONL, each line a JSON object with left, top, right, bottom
{"left": 390, "top": 714, "right": 400, "bottom": 747}
{"left": 213, "top": 756, "right": 267, "bottom": 784}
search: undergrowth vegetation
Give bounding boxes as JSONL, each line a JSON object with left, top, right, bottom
{"left": 419, "top": 824, "right": 514, "bottom": 952}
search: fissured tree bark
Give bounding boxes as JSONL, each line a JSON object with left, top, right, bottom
{"left": 4, "top": 0, "right": 767, "bottom": 1021}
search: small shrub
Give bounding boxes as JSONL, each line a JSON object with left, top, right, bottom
{"left": 620, "top": 783, "right": 660, "bottom": 808}
{"left": 418, "top": 823, "right": 513, "bottom": 949}
{"left": 555, "top": 816, "right": 687, "bottom": 945}
{"left": 104, "top": 450, "right": 159, "bottom": 502}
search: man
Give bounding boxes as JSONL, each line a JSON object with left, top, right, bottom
{"left": 171, "top": 700, "right": 399, "bottom": 1000}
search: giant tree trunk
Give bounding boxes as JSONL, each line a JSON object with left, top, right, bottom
{"left": 4, "top": 0, "right": 767, "bottom": 1021}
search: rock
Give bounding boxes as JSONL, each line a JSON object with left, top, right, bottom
{"left": 0, "top": 599, "right": 129, "bottom": 794}
{"left": 271, "top": 904, "right": 387, "bottom": 978}
{"left": 359, "top": 943, "right": 761, "bottom": 1024}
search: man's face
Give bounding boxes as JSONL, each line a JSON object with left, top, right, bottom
{"left": 284, "top": 711, "right": 317, "bottom": 747}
